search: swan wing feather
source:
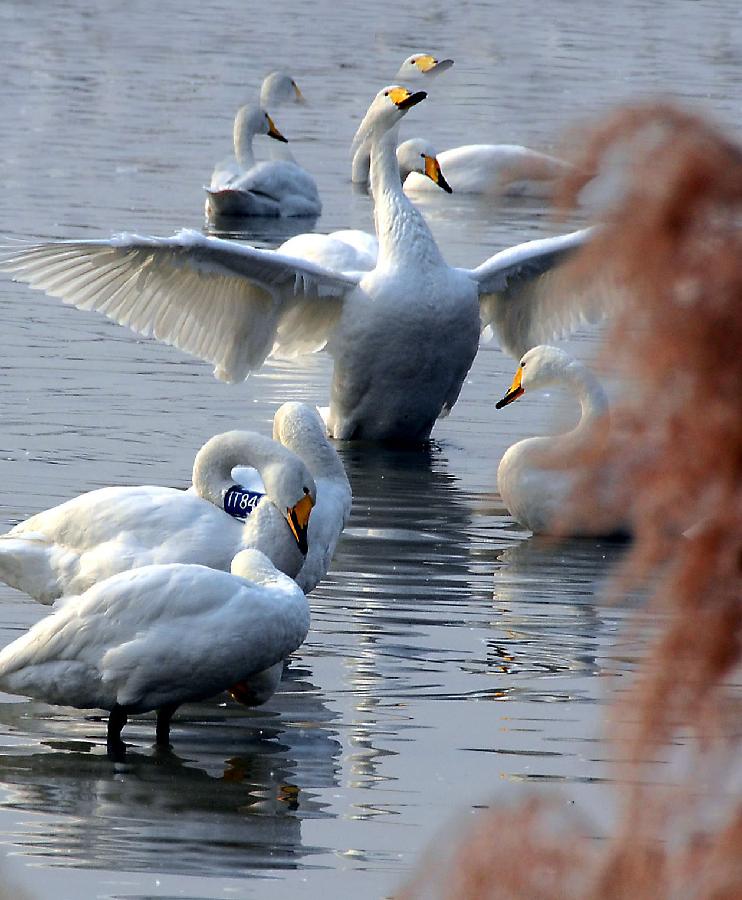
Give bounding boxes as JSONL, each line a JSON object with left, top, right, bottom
{"left": 0, "top": 230, "right": 358, "bottom": 382}
{"left": 468, "top": 227, "right": 605, "bottom": 358}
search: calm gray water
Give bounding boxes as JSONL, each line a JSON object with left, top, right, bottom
{"left": 0, "top": 1, "right": 740, "bottom": 897}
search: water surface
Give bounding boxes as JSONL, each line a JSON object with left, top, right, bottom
{"left": 1, "top": 1, "right": 740, "bottom": 897}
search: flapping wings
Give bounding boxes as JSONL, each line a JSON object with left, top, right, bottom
{"left": 0, "top": 230, "right": 359, "bottom": 382}
{"left": 465, "top": 227, "right": 609, "bottom": 358}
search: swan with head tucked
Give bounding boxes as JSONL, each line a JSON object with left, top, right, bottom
{"left": 0, "top": 548, "right": 310, "bottom": 751}
{"left": 0, "top": 430, "right": 315, "bottom": 604}
{"left": 0, "top": 86, "right": 601, "bottom": 443}
{"left": 398, "top": 137, "right": 572, "bottom": 197}
{"left": 495, "top": 345, "right": 622, "bottom": 536}
{"left": 206, "top": 104, "right": 321, "bottom": 218}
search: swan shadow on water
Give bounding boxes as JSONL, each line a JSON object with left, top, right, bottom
{"left": 204, "top": 213, "right": 319, "bottom": 247}
{"left": 0, "top": 664, "right": 341, "bottom": 877}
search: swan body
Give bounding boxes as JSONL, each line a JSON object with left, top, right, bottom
{"left": 207, "top": 105, "right": 321, "bottom": 218}
{"left": 0, "top": 88, "right": 601, "bottom": 443}
{"left": 0, "top": 430, "right": 315, "bottom": 604}
{"left": 0, "top": 548, "right": 310, "bottom": 748}
{"left": 495, "top": 345, "right": 617, "bottom": 536}
{"left": 400, "top": 139, "right": 571, "bottom": 197}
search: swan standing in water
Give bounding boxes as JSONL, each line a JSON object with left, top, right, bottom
{"left": 495, "top": 345, "right": 620, "bottom": 536}
{"left": 0, "top": 548, "right": 310, "bottom": 750}
{"left": 0, "top": 430, "right": 315, "bottom": 604}
{"left": 398, "top": 137, "right": 571, "bottom": 198}
{"left": 206, "top": 104, "right": 321, "bottom": 218}
{"left": 0, "top": 87, "right": 599, "bottom": 443}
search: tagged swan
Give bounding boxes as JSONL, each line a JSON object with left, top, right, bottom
{"left": 495, "top": 345, "right": 622, "bottom": 536}
{"left": 0, "top": 87, "right": 601, "bottom": 443}
{"left": 0, "top": 430, "right": 315, "bottom": 604}
{"left": 398, "top": 137, "right": 571, "bottom": 197}
{"left": 0, "top": 548, "right": 310, "bottom": 750}
{"left": 206, "top": 104, "right": 321, "bottom": 218}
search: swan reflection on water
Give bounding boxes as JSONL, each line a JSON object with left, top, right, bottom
{"left": 0, "top": 664, "right": 341, "bottom": 877}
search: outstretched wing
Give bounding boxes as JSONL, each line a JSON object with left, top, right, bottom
{"left": 0, "top": 230, "right": 359, "bottom": 382}
{"left": 466, "top": 227, "right": 608, "bottom": 358}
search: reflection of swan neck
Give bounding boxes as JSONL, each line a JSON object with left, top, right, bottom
{"left": 192, "top": 431, "right": 278, "bottom": 508}
{"left": 370, "top": 125, "right": 443, "bottom": 267}
{"left": 233, "top": 109, "right": 256, "bottom": 169}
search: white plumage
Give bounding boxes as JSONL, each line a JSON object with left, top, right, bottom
{"left": 495, "top": 345, "right": 623, "bottom": 536}
{"left": 206, "top": 104, "right": 321, "bottom": 218}
{"left": 0, "top": 549, "right": 310, "bottom": 749}
{"left": 0, "top": 429, "right": 316, "bottom": 604}
{"left": 0, "top": 87, "right": 601, "bottom": 442}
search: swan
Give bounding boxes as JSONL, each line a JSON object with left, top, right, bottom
{"left": 0, "top": 86, "right": 600, "bottom": 443}
{"left": 206, "top": 105, "right": 321, "bottom": 218}
{"left": 0, "top": 430, "right": 315, "bottom": 604}
{"left": 495, "top": 345, "right": 621, "bottom": 536}
{"left": 271, "top": 401, "right": 352, "bottom": 593}
{"left": 259, "top": 71, "right": 305, "bottom": 108}
{"left": 0, "top": 548, "right": 310, "bottom": 750}
{"left": 351, "top": 54, "right": 454, "bottom": 184}
{"left": 398, "top": 137, "right": 572, "bottom": 197}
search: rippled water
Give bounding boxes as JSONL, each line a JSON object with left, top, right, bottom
{"left": 0, "top": 1, "right": 739, "bottom": 897}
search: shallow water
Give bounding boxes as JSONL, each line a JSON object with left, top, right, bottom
{"left": 0, "top": 1, "right": 740, "bottom": 897}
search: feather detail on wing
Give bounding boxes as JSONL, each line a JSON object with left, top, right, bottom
{"left": 0, "top": 230, "right": 358, "bottom": 382}
{"left": 467, "top": 227, "right": 610, "bottom": 358}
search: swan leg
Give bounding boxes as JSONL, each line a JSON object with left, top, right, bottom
{"left": 107, "top": 705, "right": 128, "bottom": 756}
{"left": 155, "top": 703, "right": 179, "bottom": 747}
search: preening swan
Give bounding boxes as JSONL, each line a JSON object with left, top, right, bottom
{"left": 0, "top": 87, "right": 600, "bottom": 442}
{"left": 0, "top": 548, "right": 310, "bottom": 750}
{"left": 399, "top": 138, "right": 571, "bottom": 197}
{"left": 206, "top": 104, "right": 321, "bottom": 218}
{"left": 0, "top": 430, "right": 315, "bottom": 604}
{"left": 495, "top": 345, "right": 621, "bottom": 536}
{"left": 271, "top": 402, "right": 352, "bottom": 593}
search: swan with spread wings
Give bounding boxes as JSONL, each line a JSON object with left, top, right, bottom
{"left": 0, "top": 86, "right": 599, "bottom": 443}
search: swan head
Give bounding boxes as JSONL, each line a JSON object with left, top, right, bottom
{"left": 396, "top": 53, "right": 454, "bottom": 80}
{"left": 259, "top": 455, "right": 316, "bottom": 556}
{"left": 234, "top": 105, "right": 289, "bottom": 144}
{"left": 273, "top": 401, "right": 327, "bottom": 447}
{"left": 496, "top": 345, "right": 583, "bottom": 408}
{"left": 397, "top": 139, "right": 453, "bottom": 193}
{"left": 260, "top": 71, "right": 305, "bottom": 106}
{"left": 365, "top": 85, "right": 428, "bottom": 134}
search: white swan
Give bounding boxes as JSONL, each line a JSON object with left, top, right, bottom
{"left": 495, "top": 345, "right": 621, "bottom": 536}
{"left": 0, "top": 86, "right": 601, "bottom": 443}
{"left": 206, "top": 105, "right": 321, "bottom": 218}
{"left": 0, "top": 430, "right": 315, "bottom": 604}
{"left": 259, "top": 71, "right": 305, "bottom": 108}
{"left": 271, "top": 401, "right": 352, "bottom": 593}
{"left": 0, "top": 548, "right": 310, "bottom": 750}
{"left": 398, "top": 137, "right": 572, "bottom": 197}
{"left": 351, "top": 54, "right": 454, "bottom": 184}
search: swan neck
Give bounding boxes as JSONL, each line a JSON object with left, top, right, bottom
{"left": 192, "top": 432, "right": 278, "bottom": 507}
{"left": 370, "top": 126, "right": 443, "bottom": 266}
{"left": 234, "top": 115, "right": 256, "bottom": 169}
{"left": 555, "top": 366, "right": 609, "bottom": 450}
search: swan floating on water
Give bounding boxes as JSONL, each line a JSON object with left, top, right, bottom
{"left": 398, "top": 137, "right": 571, "bottom": 197}
{"left": 495, "top": 345, "right": 623, "bottom": 536}
{"left": 0, "top": 86, "right": 600, "bottom": 443}
{"left": 0, "top": 548, "right": 310, "bottom": 751}
{"left": 206, "top": 104, "right": 321, "bottom": 218}
{"left": 0, "top": 429, "right": 315, "bottom": 604}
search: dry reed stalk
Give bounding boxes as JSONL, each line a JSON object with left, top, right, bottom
{"left": 400, "top": 103, "right": 742, "bottom": 899}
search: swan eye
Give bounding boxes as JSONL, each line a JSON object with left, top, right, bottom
{"left": 520, "top": 361, "right": 526, "bottom": 368}
{"left": 384, "top": 90, "right": 389, "bottom": 96}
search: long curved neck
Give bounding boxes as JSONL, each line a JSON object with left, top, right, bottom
{"left": 192, "top": 431, "right": 280, "bottom": 507}
{"left": 547, "top": 365, "right": 609, "bottom": 454}
{"left": 370, "top": 125, "right": 444, "bottom": 268}
{"left": 234, "top": 113, "right": 256, "bottom": 169}
{"left": 279, "top": 422, "right": 346, "bottom": 480}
